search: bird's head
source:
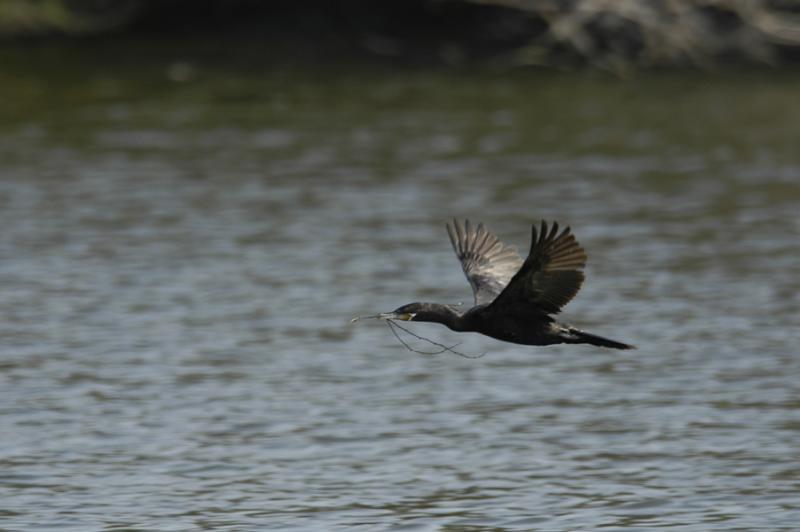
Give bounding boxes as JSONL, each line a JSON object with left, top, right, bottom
{"left": 351, "top": 302, "right": 461, "bottom": 326}
{"left": 385, "top": 302, "right": 427, "bottom": 321}
{"left": 384, "top": 302, "right": 463, "bottom": 323}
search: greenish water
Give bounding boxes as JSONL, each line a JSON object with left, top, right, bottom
{"left": 1, "top": 41, "right": 799, "bottom": 530}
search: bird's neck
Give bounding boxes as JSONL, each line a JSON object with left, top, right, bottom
{"left": 417, "top": 304, "right": 469, "bottom": 332}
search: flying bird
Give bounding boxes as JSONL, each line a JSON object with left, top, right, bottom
{"left": 365, "top": 219, "right": 634, "bottom": 350}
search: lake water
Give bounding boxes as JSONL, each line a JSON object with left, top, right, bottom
{"left": 1, "top": 42, "right": 799, "bottom": 530}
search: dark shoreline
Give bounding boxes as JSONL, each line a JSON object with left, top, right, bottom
{"left": 2, "top": 0, "right": 800, "bottom": 69}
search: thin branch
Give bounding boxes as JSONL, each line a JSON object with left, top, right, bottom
{"left": 386, "top": 319, "right": 454, "bottom": 356}
{"left": 386, "top": 319, "right": 486, "bottom": 359}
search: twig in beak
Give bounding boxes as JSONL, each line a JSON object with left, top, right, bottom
{"left": 350, "top": 313, "right": 394, "bottom": 324}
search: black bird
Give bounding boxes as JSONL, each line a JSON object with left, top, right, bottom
{"left": 380, "top": 219, "right": 634, "bottom": 350}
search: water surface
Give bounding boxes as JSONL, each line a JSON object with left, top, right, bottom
{"left": 0, "top": 43, "right": 799, "bottom": 530}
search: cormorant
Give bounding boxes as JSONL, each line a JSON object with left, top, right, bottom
{"left": 376, "top": 219, "right": 634, "bottom": 350}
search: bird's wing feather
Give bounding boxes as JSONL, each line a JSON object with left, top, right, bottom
{"left": 488, "top": 220, "right": 587, "bottom": 314}
{"left": 446, "top": 219, "right": 524, "bottom": 306}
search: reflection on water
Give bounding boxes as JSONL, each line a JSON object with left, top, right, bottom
{"left": 0, "top": 43, "right": 799, "bottom": 530}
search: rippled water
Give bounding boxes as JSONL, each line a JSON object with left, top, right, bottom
{"left": 1, "top": 44, "right": 799, "bottom": 530}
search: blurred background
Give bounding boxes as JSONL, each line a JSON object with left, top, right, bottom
{"left": 1, "top": 1, "right": 798, "bottom": 530}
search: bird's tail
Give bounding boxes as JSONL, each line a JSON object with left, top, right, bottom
{"left": 561, "top": 326, "right": 635, "bottom": 350}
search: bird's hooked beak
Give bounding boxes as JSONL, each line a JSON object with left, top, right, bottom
{"left": 350, "top": 312, "right": 416, "bottom": 323}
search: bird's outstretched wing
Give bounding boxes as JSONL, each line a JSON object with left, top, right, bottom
{"left": 488, "top": 220, "right": 587, "bottom": 314}
{"left": 446, "top": 219, "right": 524, "bottom": 306}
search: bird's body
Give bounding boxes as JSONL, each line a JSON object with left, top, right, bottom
{"left": 385, "top": 219, "right": 634, "bottom": 350}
